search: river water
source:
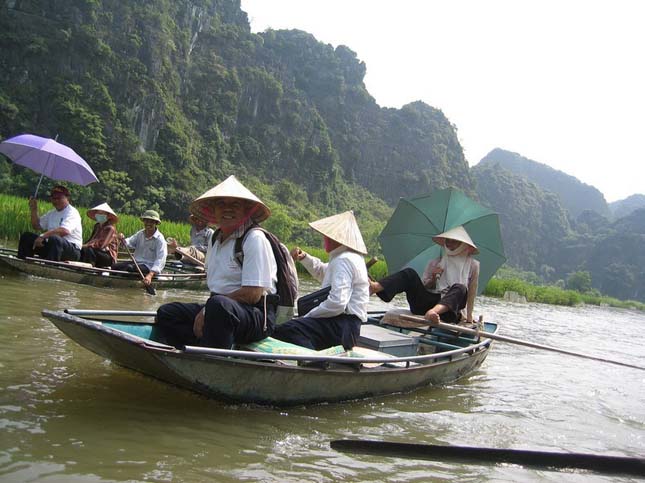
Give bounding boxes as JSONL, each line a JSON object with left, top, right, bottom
{"left": 0, "top": 269, "right": 644, "bottom": 482}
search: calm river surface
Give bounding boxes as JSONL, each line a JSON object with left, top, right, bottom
{"left": 0, "top": 268, "right": 644, "bottom": 482}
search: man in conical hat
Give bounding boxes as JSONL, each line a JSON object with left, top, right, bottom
{"left": 273, "top": 211, "right": 369, "bottom": 351}
{"left": 156, "top": 175, "right": 278, "bottom": 349}
{"left": 370, "top": 225, "right": 480, "bottom": 324}
{"left": 80, "top": 202, "right": 119, "bottom": 268}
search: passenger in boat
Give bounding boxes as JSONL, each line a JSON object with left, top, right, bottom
{"left": 370, "top": 226, "right": 480, "bottom": 324}
{"left": 167, "top": 213, "right": 213, "bottom": 265}
{"left": 156, "top": 175, "right": 278, "bottom": 349}
{"left": 273, "top": 211, "right": 369, "bottom": 351}
{"left": 113, "top": 210, "right": 167, "bottom": 287}
{"left": 80, "top": 203, "right": 119, "bottom": 268}
{"left": 17, "top": 185, "right": 83, "bottom": 262}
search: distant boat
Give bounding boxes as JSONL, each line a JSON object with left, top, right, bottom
{"left": 42, "top": 308, "right": 496, "bottom": 406}
{"left": 0, "top": 247, "right": 206, "bottom": 290}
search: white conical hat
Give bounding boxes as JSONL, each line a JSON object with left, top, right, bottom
{"left": 309, "top": 210, "right": 368, "bottom": 255}
{"left": 87, "top": 202, "right": 118, "bottom": 224}
{"left": 190, "top": 175, "right": 271, "bottom": 223}
{"left": 432, "top": 225, "right": 479, "bottom": 254}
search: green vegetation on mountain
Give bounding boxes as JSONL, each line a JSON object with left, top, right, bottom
{"left": 609, "top": 194, "right": 645, "bottom": 219}
{"left": 478, "top": 148, "right": 610, "bottom": 218}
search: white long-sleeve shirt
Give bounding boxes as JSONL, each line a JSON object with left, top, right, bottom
{"left": 300, "top": 246, "right": 369, "bottom": 322}
{"left": 124, "top": 229, "right": 167, "bottom": 274}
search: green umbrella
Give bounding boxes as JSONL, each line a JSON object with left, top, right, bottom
{"left": 378, "top": 188, "right": 505, "bottom": 294}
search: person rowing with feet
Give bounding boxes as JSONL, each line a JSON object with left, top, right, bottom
{"left": 369, "top": 226, "right": 480, "bottom": 325}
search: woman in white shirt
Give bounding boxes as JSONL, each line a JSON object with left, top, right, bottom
{"left": 370, "top": 226, "right": 480, "bottom": 324}
{"left": 274, "top": 211, "right": 369, "bottom": 351}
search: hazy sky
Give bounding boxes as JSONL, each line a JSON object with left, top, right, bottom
{"left": 240, "top": 0, "right": 644, "bottom": 202}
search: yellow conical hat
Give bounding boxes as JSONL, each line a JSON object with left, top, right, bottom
{"left": 432, "top": 225, "right": 479, "bottom": 254}
{"left": 87, "top": 202, "right": 118, "bottom": 224}
{"left": 309, "top": 210, "right": 367, "bottom": 255}
{"left": 190, "top": 175, "right": 271, "bottom": 223}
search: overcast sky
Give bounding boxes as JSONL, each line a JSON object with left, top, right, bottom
{"left": 240, "top": 0, "right": 644, "bottom": 202}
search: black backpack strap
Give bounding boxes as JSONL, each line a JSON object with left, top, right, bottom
{"left": 233, "top": 224, "right": 259, "bottom": 267}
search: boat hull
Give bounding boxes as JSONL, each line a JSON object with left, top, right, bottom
{"left": 43, "top": 310, "right": 494, "bottom": 406}
{"left": 0, "top": 250, "right": 206, "bottom": 290}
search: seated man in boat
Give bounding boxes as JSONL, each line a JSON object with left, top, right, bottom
{"left": 167, "top": 213, "right": 213, "bottom": 266}
{"left": 369, "top": 226, "right": 479, "bottom": 324}
{"left": 80, "top": 203, "right": 119, "bottom": 268}
{"left": 273, "top": 211, "right": 369, "bottom": 351}
{"left": 156, "top": 175, "right": 278, "bottom": 349}
{"left": 17, "top": 185, "right": 83, "bottom": 262}
{"left": 113, "top": 210, "right": 167, "bottom": 287}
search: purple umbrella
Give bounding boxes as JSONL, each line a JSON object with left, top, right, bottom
{"left": 0, "top": 133, "right": 99, "bottom": 196}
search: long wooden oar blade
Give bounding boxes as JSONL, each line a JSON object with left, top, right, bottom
{"left": 330, "top": 440, "right": 645, "bottom": 477}
{"left": 399, "top": 314, "right": 645, "bottom": 371}
{"left": 121, "top": 239, "right": 156, "bottom": 296}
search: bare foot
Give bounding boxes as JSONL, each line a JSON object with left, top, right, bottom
{"left": 424, "top": 310, "right": 440, "bottom": 323}
{"left": 369, "top": 280, "right": 383, "bottom": 295}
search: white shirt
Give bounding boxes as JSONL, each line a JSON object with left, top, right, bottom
{"left": 190, "top": 226, "right": 214, "bottom": 253}
{"left": 124, "top": 229, "right": 167, "bottom": 274}
{"left": 40, "top": 204, "right": 83, "bottom": 249}
{"left": 300, "top": 246, "right": 369, "bottom": 322}
{"left": 205, "top": 229, "right": 277, "bottom": 295}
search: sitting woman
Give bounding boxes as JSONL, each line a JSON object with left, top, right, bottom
{"left": 370, "top": 226, "right": 480, "bottom": 324}
{"left": 80, "top": 203, "right": 119, "bottom": 268}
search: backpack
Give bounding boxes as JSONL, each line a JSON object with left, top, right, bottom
{"left": 212, "top": 225, "right": 299, "bottom": 323}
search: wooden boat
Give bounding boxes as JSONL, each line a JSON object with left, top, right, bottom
{"left": 41, "top": 308, "right": 497, "bottom": 406}
{"left": 0, "top": 247, "right": 206, "bottom": 290}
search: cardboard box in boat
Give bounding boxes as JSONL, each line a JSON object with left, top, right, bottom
{"left": 358, "top": 325, "right": 419, "bottom": 357}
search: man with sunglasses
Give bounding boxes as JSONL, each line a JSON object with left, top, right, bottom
{"left": 17, "top": 185, "right": 83, "bottom": 262}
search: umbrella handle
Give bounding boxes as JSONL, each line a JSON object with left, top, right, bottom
{"left": 34, "top": 173, "right": 45, "bottom": 198}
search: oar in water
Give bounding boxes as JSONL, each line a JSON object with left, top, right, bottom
{"left": 397, "top": 314, "right": 645, "bottom": 371}
{"left": 120, "top": 239, "right": 156, "bottom": 295}
{"left": 330, "top": 440, "right": 645, "bottom": 477}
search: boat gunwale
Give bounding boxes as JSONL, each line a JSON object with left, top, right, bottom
{"left": 43, "top": 309, "right": 495, "bottom": 367}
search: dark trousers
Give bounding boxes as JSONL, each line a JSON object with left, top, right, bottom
{"left": 112, "top": 261, "right": 151, "bottom": 274}
{"left": 18, "top": 232, "right": 80, "bottom": 262}
{"left": 156, "top": 294, "right": 276, "bottom": 349}
{"left": 273, "top": 313, "right": 362, "bottom": 351}
{"left": 80, "top": 247, "right": 113, "bottom": 268}
{"left": 376, "top": 267, "right": 467, "bottom": 323}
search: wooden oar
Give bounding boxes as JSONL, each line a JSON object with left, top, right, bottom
{"left": 398, "top": 314, "right": 645, "bottom": 371}
{"left": 330, "top": 440, "right": 645, "bottom": 477}
{"left": 120, "top": 240, "right": 156, "bottom": 295}
{"left": 365, "top": 256, "right": 378, "bottom": 281}
{"left": 175, "top": 246, "right": 205, "bottom": 268}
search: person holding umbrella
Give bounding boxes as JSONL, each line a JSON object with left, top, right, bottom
{"left": 370, "top": 226, "right": 480, "bottom": 324}
{"left": 17, "top": 185, "right": 83, "bottom": 262}
{"left": 113, "top": 210, "right": 167, "bottom": 287}
{"left": 80, "top": 203, "right": 119, "bottom": 268}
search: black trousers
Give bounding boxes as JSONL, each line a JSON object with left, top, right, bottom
{"left": 112, "top": 261, "right": 151, "bottom": 274}
{"left": 376, "top": 267, "right": 467, "bottom": 323}
{"left": 273, "top": 313, "right": 362, "bottom": 351}
{"left": 80, "top": 247, "right": 113, "bottom": 268}
{"left": 156, "top": 294, "right": 276, "bottom": 349}
{"left": 17, "top": 232, "right": 80, "bottom": 262}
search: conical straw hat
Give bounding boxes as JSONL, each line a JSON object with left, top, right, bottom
{"left": 190, "top": 175, "right": 271, "bottom": 223}
{"left": 309, "top": 210, "right": 367, "bottom": 255}
{"left": 432, "top": 225, "right": 479, "bottom": 254}
{"left": 87, "top": 202, "right": 118, "bottom": 224}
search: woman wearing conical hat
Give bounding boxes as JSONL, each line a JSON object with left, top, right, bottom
{"left": 156, "top": 175, "right": 278, "bottom": 349}
{"left": 80, "top": 202, "right": 119, "bottom": 268}
{"left": 273, "top": 211, "right": 369, "bottom": 351}
{"left": 370, "top": 225, "right": 480, "bottom": 324}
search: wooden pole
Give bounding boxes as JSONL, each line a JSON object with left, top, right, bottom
{"left": 399, "top": 314, "right": 645, "bottom": 371}
{"left": 120, "top": 240, "right": 156, "bottom": 295}
{"left": 330, "top": 440, "right": 645, "bottom": 477}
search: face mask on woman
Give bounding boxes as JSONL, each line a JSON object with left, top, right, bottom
{"left": 95, "top": 214, "right": 108, "bottom": 224}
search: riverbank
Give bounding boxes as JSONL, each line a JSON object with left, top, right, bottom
{"left": 2, "top": 193, "right": 643, "bottom": 311}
